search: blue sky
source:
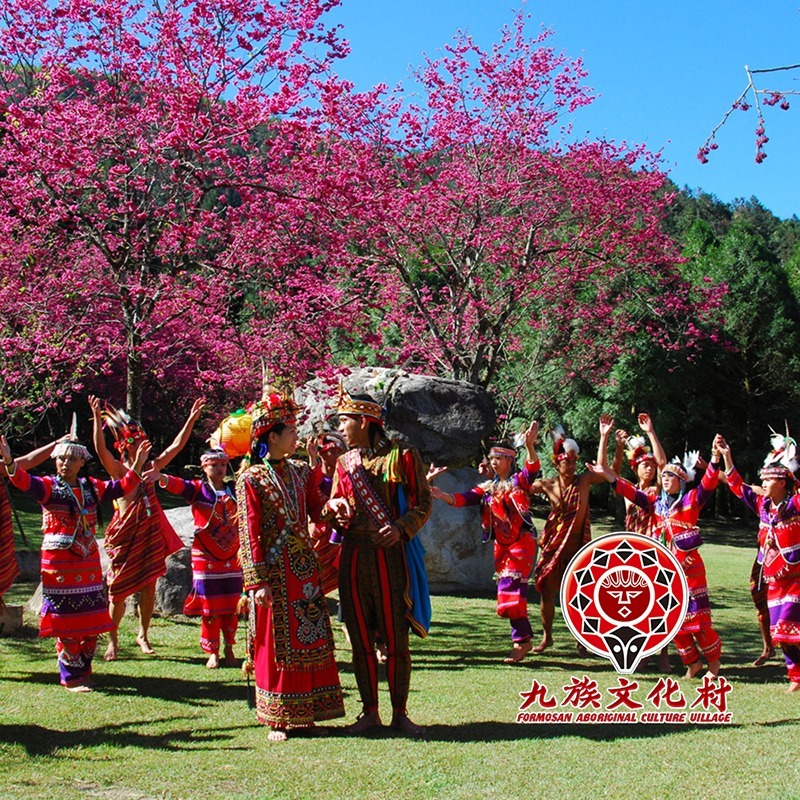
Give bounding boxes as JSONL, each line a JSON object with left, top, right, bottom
{"left": 327, "top": 0, "right": 800, "bottom": 219}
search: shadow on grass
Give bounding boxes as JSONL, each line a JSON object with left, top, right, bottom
{"left": 2, "top": 670, "right": 249, "bottom": 705}
{"left": 0, "top": 718, "right": 252, "bottom": 756}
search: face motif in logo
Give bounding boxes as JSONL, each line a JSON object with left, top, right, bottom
{"left": 561, "top": 533, "right": 689, "bottom": 674}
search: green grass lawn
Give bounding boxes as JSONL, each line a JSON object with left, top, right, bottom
{"left": 2, "top": 518, "right": 800, "bottom": 800}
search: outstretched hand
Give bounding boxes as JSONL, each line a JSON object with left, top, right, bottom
{"left": 132, "top": 439, "right": 153, "bottom": 472}
{"left": 638, "top": 413, "right": 654, "bottom": 434}
{"left": 88, "top": 395, "right": 103, "bottom": 419}
{"left": 524, "top": 420, "right": 540, "bottom": 452}
{"left": 585, "top": 461, "right": 615, "bottom": 482}
{"left": 426, "top": 464, "right": 448, "bottom": 483}
{"left": 615, "top": 428, "right": 628, "bottom": 445}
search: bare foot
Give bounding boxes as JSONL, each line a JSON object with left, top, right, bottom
{"left": 206, "top": 652, "right": 220, "bottom": 669}
{"left": 65, "top": 683, "right": 93, "bottom": 693}
{"left": 576, "top": 642, "right": 589, "bottom": 658}
{"left": 753, "top": 646, "right": 775, "bottom": 667}
{"left": 532, "top": 636, "right": 553, "bottom": 655}
{"left": 104, "top": 640, "right": 118, "bottom": 662}
{"left": 788, "top": 681, "right": 800, "bottom": 693}
{"left": 346, "top": 711, "right": 382, "bottom": 735}
{"left": 705, "top": 659, "right": 721, "bottom": 677}
{"left": 685, "top": 659, "right": 704, "bottom": 679}
{"left": 390, "top": 713, "right": 425, "bottom": 737}
{"left": 136, "top": 634, "right": 155, "bottom": 655}
{"left": 223, "top": 645, "right": 237, "bottom": 667}
{"left": 376, "top": 641, "right": 388, "bottom": 664}
{"left": 504, "top": 641, "right": 533, "bottom": 664}
{"left": 267, "top": 728, "right": 288, "bottom": 742}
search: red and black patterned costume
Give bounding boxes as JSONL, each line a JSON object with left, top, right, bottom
{"left": 328, "top": 440, "right": 431, "bottom": 719}
{"left": 238, "top": 457, "right": 344, "bottom": 729}
{"left": 0, "top": 480, "right": 19, "bottom": 600}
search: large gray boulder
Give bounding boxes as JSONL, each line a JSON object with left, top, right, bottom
{"left": 154, "top": 506, "right": 195, "bottom": 616}
{"left": 421, "top": 467, "right": 495, "bottom": 594}
{"left": 297, "top": 367, "right": 495, "bottom": 468}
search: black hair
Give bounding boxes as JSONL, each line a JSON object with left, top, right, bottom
{"left": 249, "top": 423, "right": 289, "bottom": 466}
{"left": 348, "top": 393, "right": 387, "bottom": 449}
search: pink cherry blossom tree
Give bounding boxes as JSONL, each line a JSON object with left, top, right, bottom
{"left": 0, "top": 0, "right": 348, "bottom": 419}
{"left": 311, "top": 11, "right": 719, "bottom": 396}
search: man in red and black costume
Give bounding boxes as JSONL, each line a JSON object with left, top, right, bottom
{"left": 325, "top": 387, "right": 431, "bottom": 736}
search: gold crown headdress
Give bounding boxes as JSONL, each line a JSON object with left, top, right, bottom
{"left": 336, "top": 383, "right": 384, "bottom": 425}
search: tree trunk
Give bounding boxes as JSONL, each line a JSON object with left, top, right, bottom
{"left": 126, "top": 333, "right": 143, "bottom": 419}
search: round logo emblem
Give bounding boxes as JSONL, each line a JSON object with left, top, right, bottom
{"left": 560, "top": 532, "right": 689, "bottom": 674}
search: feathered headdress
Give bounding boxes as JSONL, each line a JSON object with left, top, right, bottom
{"left": 625, "top": 434, "right": 655, "bottom": 469}
{"left": 101, "top": 404, "right": 146, "bottom": 453}
{"left": 550, "top": 424, "right": 580, "bottom": 463}
{"left": 663, "top": 451, "right": 698, "bottom": 484}
{"left": 761, "top": 424, "right": 799, "bottom": 481}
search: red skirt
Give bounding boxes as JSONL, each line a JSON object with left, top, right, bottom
{"left": 40, "top": 546, "right": 114, "bottom": 639}
{"left": 183, "top": 543, "right": 243, "bottom": 617}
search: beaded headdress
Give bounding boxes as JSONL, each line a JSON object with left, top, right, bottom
{"left": 662, "top": 451, "right": 698, "bottom": 484}
{"left": 318, "top": 432, "right": 346, "bottom": 453}
{"left": 248, "top": 391, "right": 298, "bottom": 440}
{"left": 488, "top": 446, "right": 516, "bottom": 460}
{"left": 52, "top": 413, "right": 92, "bottom": 461}
{"left": 336, "top": 384, "right": 384, "bottom": 425}
{"left": 200, "top": 448, "right": 230, "bottom": 467}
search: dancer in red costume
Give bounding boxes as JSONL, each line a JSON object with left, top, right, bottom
{"left": 1, "top": 432, "right": 149, "bottom": 689}
{"left": 307, "top": 432, "right": 346, "bottom": 596}
{"left": 89, "top": 395, "right": 203, "bottom": 660}
{"left": 0, "top": 440, "right": 61, "bottom": 604}
{"left": 588, "top": 436, "right": 725, "bottom": 678}
{"left": 429, "top": 422, "right": 540, "bottom": 664}
{"left": 718, "top": 433, "right": 800, "bottom": 690}
{"left": 153, "top": 448, "right": 243, "bottom": 668}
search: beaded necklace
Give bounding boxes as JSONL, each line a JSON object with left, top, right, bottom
{"left": 264, "top": 459, "right": 300, "bottom": 526}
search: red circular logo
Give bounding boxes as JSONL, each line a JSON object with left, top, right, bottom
{"left": 560, "top": 533, "right": 689, "bottom": 674}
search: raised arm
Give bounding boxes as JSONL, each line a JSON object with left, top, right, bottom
{"left": 639, "top": 413, "right": 667, "bottom": 469}
{"left": 89, "top": 394, "right": 124, "bottom": 478}
{"left": 597, "top": 414, "right": 614, "bottom": 467}
{"left": 152, "top": 398, "right": 205, "bottom": 471}
{"left": 15, "top": 439, "right": 60, "bottom": 471}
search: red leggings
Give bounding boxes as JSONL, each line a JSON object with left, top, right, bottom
{"left": 200, "top": 614, "right": 238, "bottom": 654}
{"left": 673, "top": 625, "right": 722, "bottom": 666}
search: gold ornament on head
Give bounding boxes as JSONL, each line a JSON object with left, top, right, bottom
{"left": 336, "top": 382, "right": 384, "bottom": 424}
